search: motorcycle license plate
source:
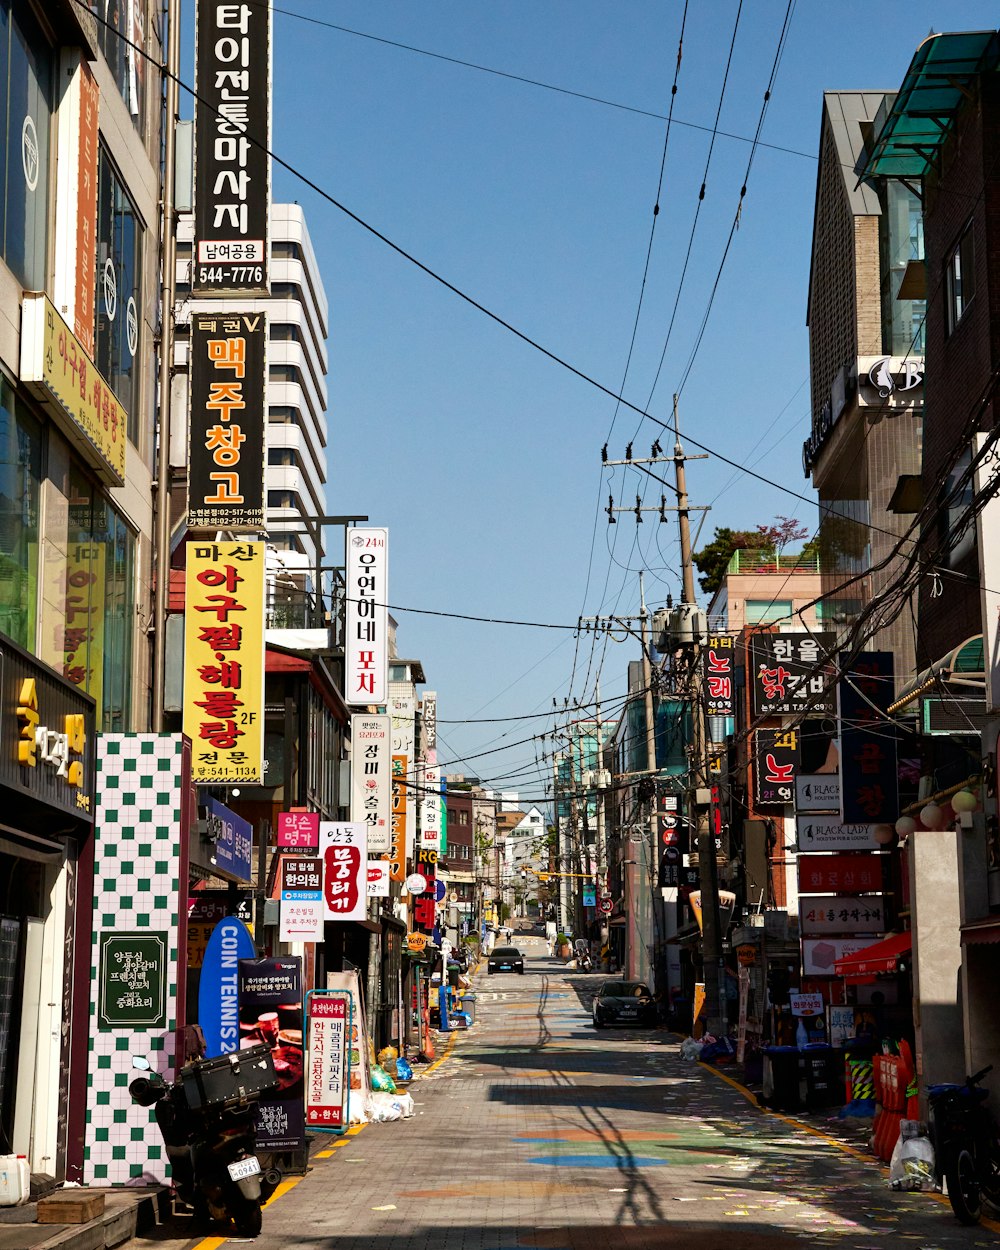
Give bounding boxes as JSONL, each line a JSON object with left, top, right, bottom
{"left": 227, "top": 1156, "right": 261, "bottom": 1182}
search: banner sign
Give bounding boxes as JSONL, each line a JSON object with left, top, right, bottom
{"left": 796, "top": 816, "right": 879, "bottom": 852}
{"left": 749, "top": 631, "right": 836, "bottom": 717}
{"left": 422, "top": 690, "right": 438, "bottom": 760}
{"left": 306, "top": 990, "right": 351, "bottom": 1130}
{"left": 838, "top": 651, "right": 898, "bottom": 825}
{"left": 193, "top": 0, "right": 271, "bottom": 295}
{"left": 799, "top": 895, "right": 888, "bottom": 937}
{"left": 388, "top": 755, "right": 408, "bottom": 882}
{"left": 238, "top": 957, "right": 305, "bottom": 1152}
{"left": 752, "top": 726, "right": 799, "bottom": 806}
{"left": 198, "top": 916, "right": 255, "bottom": 1057}
{"left": 797, "top": 853, "right": 887, "bottom": 896}
{"left": 419, "top": 762, "right": 442, "bottom": 850}
{"left": 277, "top": 810, "right": 320, "bottom": 852}
{"left": 367, "top": 862, "right": 390, "bottom": 897}
{"left": 345, "top": 528, "right": 388, "bottom": 705}
{"left": 391, "top": 693, "right": 416, "bottom": 867}
{"left": 183, "top": 541, "right": 266, "bottom": 783}
{"left": 413, "top": 847, "right": 438, "bottom": 934}
{"left": 187, "top": 312, "right": 267, "bottom": 531}
{"left": 795, "top": 774, "right": 840, "bottom": 812}
{"left": 350, "top": 714, "right": 391, "bottom": 853}
{"left": 279, "top": 857, "right": 323, "bottom": 942}
{"left": 801, "top": 936, "right": 881, "bottom": 977}
{"left": 202, "top": 796, "right": 253, "bottom": 882}
{"left": 704, "top": 635, "right": 736, "bottom": 717}
{"left": 320, "top": 822, "right": 367, "bottom": 921}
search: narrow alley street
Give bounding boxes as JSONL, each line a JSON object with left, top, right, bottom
{"left": 124, "top": 937, "right": 998, "bottom": 1250}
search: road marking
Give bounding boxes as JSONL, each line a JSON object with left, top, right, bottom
{"left": 698, "top": 1061, "right": 1000, "bottom": 1235}
{"left": 421, "top": 1026, "right": 460, "bottom": 1076}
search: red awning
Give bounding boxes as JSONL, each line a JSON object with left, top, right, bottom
{"left": 961, "top": 916, "right": 1000, "bottom": 945}
{"left": 833, "top": 930, "right": 911, "bottom": 978}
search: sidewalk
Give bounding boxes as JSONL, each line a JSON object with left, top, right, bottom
{"left": 0, "top": 1189, "right": 164, "bottom": 1250}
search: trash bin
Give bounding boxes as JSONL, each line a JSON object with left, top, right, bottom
{"left": 804, "top": 1045, "right": 846, "bottom": 1110}
{"left": 762, "top": 1046, "right": 803, "bottom": 1111}
{"left": 461, "top": 993, "right": 476, "bottom": 1025}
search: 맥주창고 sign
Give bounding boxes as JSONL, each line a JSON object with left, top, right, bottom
{"left": 306, "top": 991, "right": 351, "bottom": 1130}
{"left": 187, "top": 312, "right": 267, "bottom": 531}
{"left": 749, "top": 631, "right": 836, "bottom": 717}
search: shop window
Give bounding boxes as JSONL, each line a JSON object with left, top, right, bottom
{"left": 91, "top": 0, "right": 146, "bottom": 128}
{"left": 745, "top": 600, "right": 792, "bottom": 625}
{"left": 0, "top": 0, "right": 54, "bottom": 289}
{"left": 945, "top": 224, "right": 975, "bottom": 336}
{"left": 95, "top": 145, "right": 143, "bottom": 443}
{"left": 0, "top": 378, "right": 40, "bottom": 648}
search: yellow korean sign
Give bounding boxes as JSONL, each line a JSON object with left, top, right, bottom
{"left": 183, "top": 541, "right": 265, "bottom": 784}
{"left": 19, "top": 293, "right": 126, "bottom": 486}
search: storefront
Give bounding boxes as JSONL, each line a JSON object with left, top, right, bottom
{"left": 0, "top": 635, "right": 95, "bottom": 1181}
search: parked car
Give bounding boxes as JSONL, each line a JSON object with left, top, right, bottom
{"left": 487, "top": 945, "right": 524, "bottom": 975}
{"left": 592, "top": 980, "right": 656, "bottom": 1028}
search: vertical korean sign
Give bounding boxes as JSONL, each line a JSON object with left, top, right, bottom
{"left": 193, "top": 0, "right": 270, "bottom": 295}
{"left": 420, "top": 763, "right": 441, "bottom": 850}
{"left": 752, "top": 726, "right": 800, "bottom": 806}
{"left": 388, "top": 694, "right": 415, "bottom": 881}
{"left": 320, "top": 822, "right": 368, "bottom": 922}
{"left": 838, "top": 651, "right": 897, "bottom": 825}
{"left": 279, "top": 856, "right": 323, "bottom": 942}
{"left": 306, "top": 991, "right": 350, "bottom": 1129}
{"left": 345, "top": 528, "right": 388, "bottom": 705}
{"left": 183, "top": 541, "right": 265, "bottom": 783}
{"left": 188, "top": 312, "right": 267, "bottom": 530}
{"left": 704, "top": 635, "right": 735, "bottom": 717}
{"left": 350, "top": 714, "right": 391, "bottom": 853}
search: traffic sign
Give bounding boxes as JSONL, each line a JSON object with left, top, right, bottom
{"left": 598, "top": 897, "right": 613, "bottom": 915}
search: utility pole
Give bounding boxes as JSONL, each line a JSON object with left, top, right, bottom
{"left": 595, "top": 682, "right": 608, "bottom": 944}
{"left": 673, "top": 394, "right": 725, "bottom": 1035}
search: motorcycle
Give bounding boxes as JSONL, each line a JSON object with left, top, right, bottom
{"left": 927, "top": 1063, "right": 1000, "bottom": 1225}
{"left": 574, "top": 942, "right": 593, "bottom": 971}
{"left": 129, "top": 1045, "right": 282, "bottom": 1238}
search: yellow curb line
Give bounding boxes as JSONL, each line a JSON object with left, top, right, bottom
{"left": 698, "top": 1061, "right": 1000, "bottom": 1235}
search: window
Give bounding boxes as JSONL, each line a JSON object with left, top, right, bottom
{"left": 270, "top": 324, "right": 299, "bottom": 343}
{"left": 0, "top": 0, "right": 54, "bottom": 288}
{"left": 267, "top": 448, "right": 297, "bottom": 467}
{"left": 745, "top": 600, "right": 792, "bottom": 625}
{"left": 880, "top": 181, "right": 925, "bottom": 355}
{"left": 0, "top": 378, "right": 41, "bottom": 647}
{"left": 95, "top": 145, "right": 143, "bottom": 440}
{"left": 945, "top": 224, "right": 975, "bottom": 336}
{"left": 92, "top": 0, "right": 146, "bottom": 128}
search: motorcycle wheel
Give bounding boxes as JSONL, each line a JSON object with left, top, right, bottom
{"left": 946, "top": 1149, "right": 982, "bottom": 1225}
{"left": 233, "top": 1199, "right": 263, "bottom": 1239}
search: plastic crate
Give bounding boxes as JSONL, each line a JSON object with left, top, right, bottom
{"left": 179, "top": 1044, "right": 278, "bottom": 1113}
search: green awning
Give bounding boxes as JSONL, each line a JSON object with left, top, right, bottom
{"left": 888, "top": 634, "right": 984, "bottom": 714}
{"left": 858, "top": 30, "right": 1000, "bottom": 182}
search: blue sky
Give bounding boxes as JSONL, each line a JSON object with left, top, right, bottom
{"left": 185, "top": 3, "right": 999, "bottom": 801}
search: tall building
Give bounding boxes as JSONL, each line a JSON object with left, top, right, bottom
{"left": 173, "top": 198, "right": 330, "bottom": 613}
{"left": 803, "top": 91, "right": 925, "bottom": 692}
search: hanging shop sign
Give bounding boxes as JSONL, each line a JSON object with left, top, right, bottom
{"left": 388, "top": 754, "right": 408, "bottom": 882}
{"left": 413, "top": 848, "right": 438, "bottom": 934}
{"left": 350, "top": 714, "right": 391, "bottom": 853}
{"left": 187, "top": 896, "right": 229, "bottom": 969}
{"left": 422, "top": 690, "right": 438, "bottom": 761}
{"left": 279, "top": 856, "right": 323, "bottom": 942}
{"left": 198, "top": 916, "right": 256, "bottom": 1057}
{"left": 838, "top": 651, "right": 898, "bottom": 825}
{"left": 406, "top": 931, "right": 430, "bottom": 953}
{"left": 193, "top": 0, "right": 271, "bottom": 295}
{"left": 4, "top": 637, "right": 95, "bottom": 820}
{"left": 583, "top": 884, "right": 596, "bottom": 907}
{"left": 345, "top": 528, "right": 389, "bottom": 705}
{"left": 238, "top": 957, "right": 306, "bottom": 1151}
{"left": 305, "top": 990, "right": 351, "bottom": 1130}
{"left": 656, "top": 791, "right": 685, "bottom": 850}
{"left": 704, "top": 634, "right": 736, "bottom": 717}
{"left": 420, "top": 762, "right": 442, "bottom": 851}
{"left": 183, "top": 540, "right": 266, "bottom": 784}
{"left": 319, "top": 821, "right": 367, "bottom": 922}
{"left": 201, "top": 795, "right": 253, "bottom": 882}
{"left": 53, "top": 53, "right": 100, "bottom": 358}
{"left": 752, "top": 726, "right": 799, "bottom": 806}
{"left": 62, "top": 540, "right": 105, "bottom": 712}
{"left": 796, "top": 816, "right": 879, "bottom": 852}
{"left": 367, "top": 862, "right": 390, "bottom": 897}
{"left": 801, "top": 936, "right": 880, "bottom": 977}
{"left": 749, "top": 631, "right": 836, "bottom": 717}
{"left": 799, "top": 894, "right": 888, "bottom": 937}
{"left": 857, "top": 355, "right": 924, "bottom": 412}
{"left": 19, "top": 293, "right": 125, "bottom": 486}
{"left": 277, "top": 810, "right": 320, "bottom": 852}
{"left": 97, "top": 931, "right": 167, "bottom": 1030}
{"left": 187, "top": 312, "right": 267, "bottom": 531}
{"left": 797, "top": 853, "right": 887, "bottom": 896}
{"left": 789, "top": 991, "right": 824, "bottom": 1018}
{"left": 795, "top": 774, "right": 840, "bottom": 812}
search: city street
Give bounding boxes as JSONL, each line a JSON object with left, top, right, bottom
{"left": 123, "top": 936, "right": 999, "bottom": 1250}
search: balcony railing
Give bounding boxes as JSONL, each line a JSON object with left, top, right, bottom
{"left": 726, "top": 548, "right": 821, "bottom": 575}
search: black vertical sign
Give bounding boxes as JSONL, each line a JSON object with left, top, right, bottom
{"left": 238, "top": 957, "right": 306, "bottom": 1152}
{"left": 194, "top": 0, "right": 271, "bottom": 295}
{"left": 704, "top": 634, "right": 736, "bottom": 716}
{"left": 838, "top": 652, "right": 898, "bottom": 824}
{"left": 188, "top": 313, "right": 267, "bottom": 530}
{"left": 753, "top": 726, "right": 800, "bottom": 806}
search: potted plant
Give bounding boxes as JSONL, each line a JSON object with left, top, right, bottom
{"left": 556, "top": 932, "right": 571, "bottom": 958}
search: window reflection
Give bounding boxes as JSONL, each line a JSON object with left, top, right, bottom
{"left": 95, "top": 145, "right": 143, "bottom": 442}
{"left": 0, "top": 379, "right": 40, "bottom": 648}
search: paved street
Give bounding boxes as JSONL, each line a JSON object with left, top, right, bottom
{"left": 126, "top": 936, "right": 999, "bottom": 1250}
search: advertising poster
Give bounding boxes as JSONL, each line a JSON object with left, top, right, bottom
{"left": 306, "top": 991, "right": 351, "bottom": 1130}
{"left": 183, "top": 541, "right": 265, "bottom": 783}
{"left": 319, "top": 822, "right": 368, "bottom": 922}
{"left": 238, "top": 957, "right": 305, "bottom": 1152}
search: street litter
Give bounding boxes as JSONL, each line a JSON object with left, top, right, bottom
{"left": 369, "top": 1091, "right": 415, "bottom": 1122}
{"left": 887, "top": 1120, "right": 937, "bottom": 1192}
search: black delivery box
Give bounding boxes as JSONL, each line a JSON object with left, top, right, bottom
{"left": 179, "top": 1044, "right": 279, "bottom": 1112}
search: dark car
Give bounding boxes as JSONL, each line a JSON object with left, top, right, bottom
{"left": 487, "top": 945, "right": 524, "bottom": 975}
{"left": 592, "top": 980, "right": 655, "bottom": 1028}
